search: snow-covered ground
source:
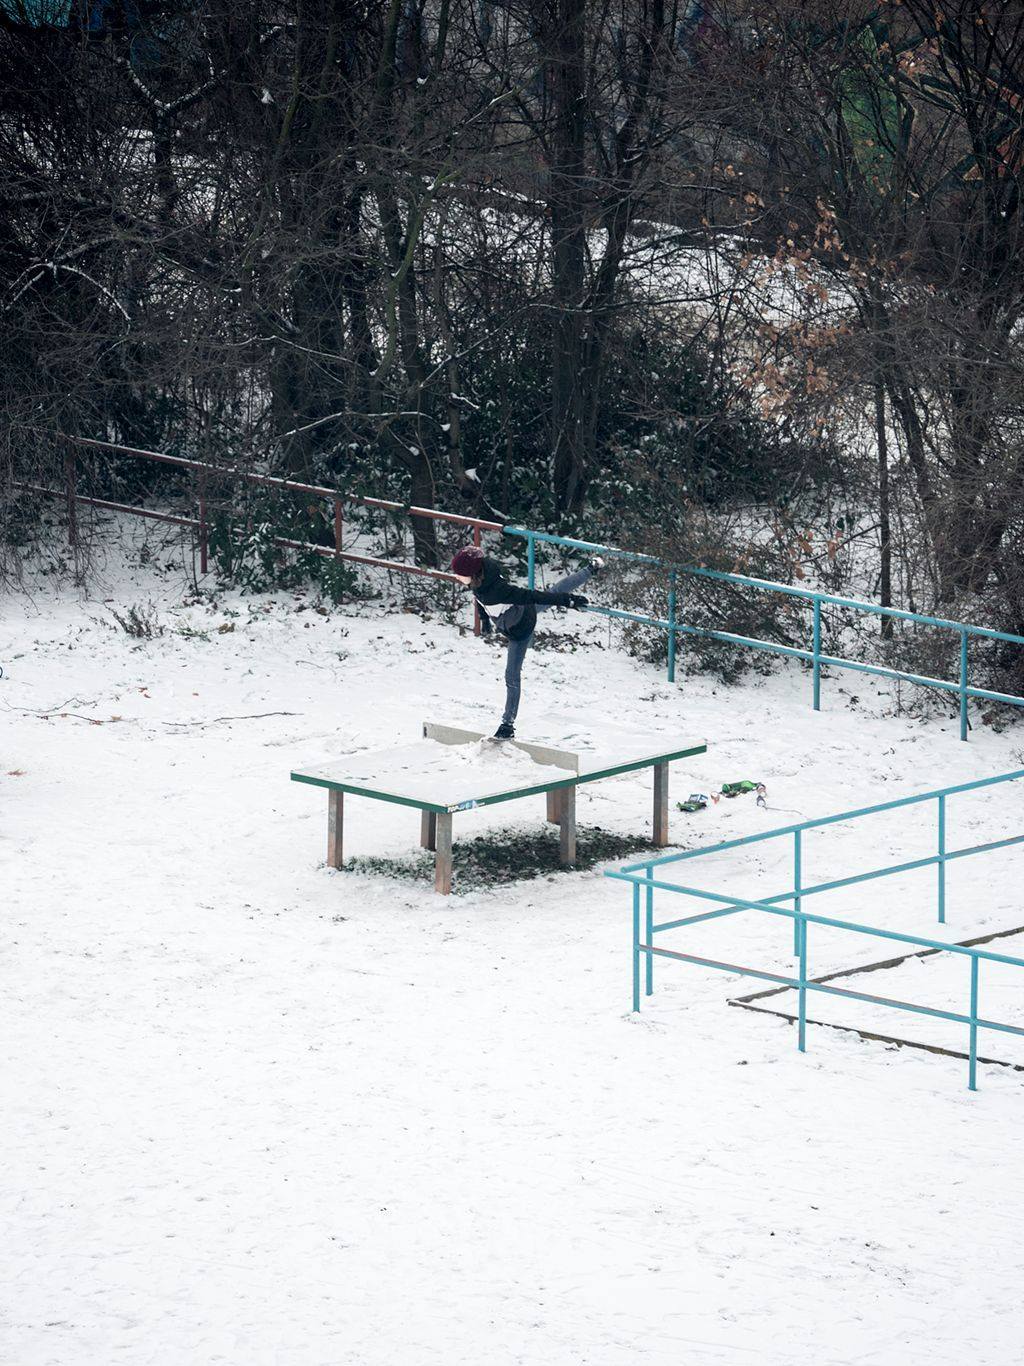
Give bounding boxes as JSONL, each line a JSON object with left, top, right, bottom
{"left": 4, "top": 527, "right": 1024, "bottom": 1366}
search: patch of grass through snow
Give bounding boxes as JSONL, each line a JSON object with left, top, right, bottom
{"left": 346, "top": 824, "right": 660, "bottom": 893}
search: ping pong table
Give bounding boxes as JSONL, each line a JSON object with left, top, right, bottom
{"left": 291, "top": 718, "right": 706, "bottom": 893}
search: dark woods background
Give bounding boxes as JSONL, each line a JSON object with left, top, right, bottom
{"left": 3, "top": 1, "right": 1024, "bottom": 691}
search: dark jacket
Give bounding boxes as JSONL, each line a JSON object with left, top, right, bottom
{"left": 473, "top": 557, "right": 574, "bottom": 641}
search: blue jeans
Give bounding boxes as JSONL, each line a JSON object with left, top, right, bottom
{"left": 502, "top": 568, "right": 592, "bottom": 725}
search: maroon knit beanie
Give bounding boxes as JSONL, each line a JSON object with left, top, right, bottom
{"left": 450, "top": 545, "right": 485, "bottom": 577}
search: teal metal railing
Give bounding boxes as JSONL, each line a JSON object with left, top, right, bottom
{"left": 605, "top": 768, "right": 1024, "bottom": 1090}
{"left": 504, "top": 526, "right": 1024, "bottom": 741}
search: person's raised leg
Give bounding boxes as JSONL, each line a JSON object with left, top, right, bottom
{"left": 535, "top": 562, "right": 599, "bottom": 615}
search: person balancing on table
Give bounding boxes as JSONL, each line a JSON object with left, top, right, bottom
{"left": 450, "top": 545, "right": 603, "bottom": 739}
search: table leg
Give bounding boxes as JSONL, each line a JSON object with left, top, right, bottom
{"left": 653, "top": 762, "right": 669, "bottom": 847}
{"left": 420, "top": 810, "right": 437, "bottom": 850}
{"left": 559, "top": 785, "right": 577, "bottom": 867}
{"left": 546, "top": 788, "right": 563, "bottom": 824}
{"left": 327, "top": 789, "right": 344, "bottom": 867}
{"left": 434, "top": 812, "right": 453, "bottom": 894}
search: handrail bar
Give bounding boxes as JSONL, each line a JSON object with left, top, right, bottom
{"left": 643, "top": 946, "right": 1024, "bottom": 1040}
{"left": 606, "top": 872, "right": 1024, "bottom": 967}
{"left": 15, "top": 483, "right": 199, "bottom": 531}
{"left": 25, "top": 436, "right": 1024, "bottom": 734}
{"left": 55, "top": 433, "right": 505, "bottom": 531}
{"left": 20, "top": 482, "right": 459, "bottom": 583}
{"left": 622, "top": 833, "right": 1024, "bottom": 934}
{"left": 582, "top": 603, "right": 1024, "bottom": 706}
{"left": 647, "top": 830, "right": 1024, "bottom": 935}
{"left": 504, "top": 525, "right": 1024, "bottom": 647}
{"left": 612, "top": 764, "right": 1024, "bottom": 1089}
{"left": 503, "top": 525, "right": 661, "bottom": 566}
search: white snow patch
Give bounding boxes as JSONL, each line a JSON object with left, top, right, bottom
{"left": 3, "top": 525, "right": 1024, "bottom": 1366}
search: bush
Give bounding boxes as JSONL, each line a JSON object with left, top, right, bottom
{"left": 612, "top": 517, "right": 804, "bottom": 683}
{"left": 208, "top": 493, "right": 372, "bottom": 600}
{"left": 108, "top": 601, "right": 164, "bottom": 638}
{"left": 451, "top": 316, "right": 837, "bottom": 536}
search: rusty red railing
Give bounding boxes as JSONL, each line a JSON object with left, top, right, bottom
{"left": 17, "top": 434, "right": 503, "bottom": 630}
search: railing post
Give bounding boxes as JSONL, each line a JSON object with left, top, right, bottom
{"left": 959, "top": 629, "right": 969, "bottom": 742}
{"left": 793, "top": 828, "right": 802, "bottom": 956}
{"left": 527, "top": 532, "right": 536, "bottom": 589}
{"left": 472, "top": 524, "right": 482, "bottom": 637}
{"left": 812, "top": 596, "right": 822, "bottom": 711}
{"left": 64, "top": 443, "right": 77, "bottom": 549}
{"left": 667, "top": 569, "right": 677, "bottom": 683}
{"left": 632, "top": 882, "right": 641, "bottom": 1013}
{"left": 645, "top": 867, "right": 654, "bottom": 997}
{"left": 798, "top": 917, "right": 808, "bottom": 1053}
{"left": 968, "top": 955, "right": 979, "bottom": 1091}
{"left": 937, "top": 793, "right": 946, "bottom": 925}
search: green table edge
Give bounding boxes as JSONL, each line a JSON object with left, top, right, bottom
{"left": 290, "top": 769, "right": 578, "bottom": 814}
{"left": 290, "top": 741, "right": 706, "bottom": 815}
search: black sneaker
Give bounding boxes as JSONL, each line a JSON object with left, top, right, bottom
{"left": 493, "top": 721, "right": 515, "bottom": 740}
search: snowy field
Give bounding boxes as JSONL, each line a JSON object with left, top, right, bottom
{"left": 4, "top": 528, "right": 1024, "bottom": 1366}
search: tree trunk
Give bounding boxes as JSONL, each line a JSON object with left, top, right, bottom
{"left": 885, "top": 370, "right": 947, "bottom": 596}
{"left": 875, "top": 374, "right": 892, "bottom": 639}
{"left": 548, "top": 0, "right": 588, "bottom": 518}
{"left": 400, "top": 439, "right": 440, "bottom": 566}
